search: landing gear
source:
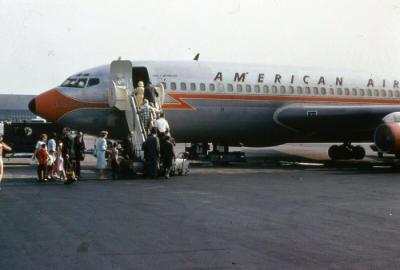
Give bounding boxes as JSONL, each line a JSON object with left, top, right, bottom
{"left": 328, "top": 143, "right": 365, "bottom": 160}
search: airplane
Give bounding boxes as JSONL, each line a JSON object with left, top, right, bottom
{"left": 28, "top": 59, "right": 400, "bottom": 160}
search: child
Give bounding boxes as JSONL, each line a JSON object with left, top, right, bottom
{"left": 111, "top": 142, "right": 120, "bottom": 180}
{"left": 36, "top": 143, "right": 49, "bottom": 181}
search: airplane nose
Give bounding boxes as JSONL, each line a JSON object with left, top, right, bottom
{"left": 28, "top": 98, "right": 36, "bottom": 114}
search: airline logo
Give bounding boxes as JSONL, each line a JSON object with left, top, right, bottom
{"left": 213, "top": 72, "right": 400, "bottom": 88}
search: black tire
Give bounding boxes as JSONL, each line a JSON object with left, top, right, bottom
{"left": 353, "top": 145, "right": 366, "bottom": 160}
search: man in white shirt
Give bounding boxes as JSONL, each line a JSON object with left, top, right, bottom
{"left": 155, "top": 112, "right": 170, "bottom": 136}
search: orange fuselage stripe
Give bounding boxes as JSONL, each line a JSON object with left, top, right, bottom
{"left": 36, "top": 90, "right": 400, "bottom": 121}
{"left": 36, "top": 89, "right": 109, "bottom": 122}
{"left": 162, "top": 92, "right": 400, "bottom": 110}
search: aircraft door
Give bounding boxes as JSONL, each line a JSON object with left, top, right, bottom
{"left": 109, "top": 60, "right": 134, "bottom": 110}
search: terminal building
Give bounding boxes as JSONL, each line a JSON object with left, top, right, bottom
{"left": 0, "top": 94, "right": 36, "bottom": 122}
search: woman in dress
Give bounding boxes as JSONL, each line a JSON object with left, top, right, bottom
{"left": 95, "top": 131, "right": 108, "bottom": 179}
{"left": 55, "top": 142, "right": 66, "bottom": 181}
{"left": 0, "top": 135, "right": 12, "bottom": 187}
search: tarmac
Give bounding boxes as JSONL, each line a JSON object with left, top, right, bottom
{"left": 1, "top": 143, "right": 400, "bottom": 270}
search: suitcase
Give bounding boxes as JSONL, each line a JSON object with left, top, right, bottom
{"left": 172, "top": 152, "right": 190, "bottom": 176}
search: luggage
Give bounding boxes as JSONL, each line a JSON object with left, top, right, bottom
{"left": 172, "top": 152, "right": 190, "bottom": 176}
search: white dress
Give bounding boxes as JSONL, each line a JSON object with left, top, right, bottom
{"left": 95, "top": 137, "right": 107, "bottom": 169}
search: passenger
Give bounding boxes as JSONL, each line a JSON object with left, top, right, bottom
{"left": 111, "top": 142, "right": 120, "bottom": 180}
{"left": 144, "top": 82, "right": 159, "bottom": 106}
{"left": 122, "top": 132, "right": 135, "bottom": 160}
{"left": 73, "top": 132, "right": 85, "bottom": 180}
{"left": 134, "top": 81, "right": 145, "bottom": 108}
{"left": 47, "top": 133, "right": 57, "bottom": 180}
{"left": 139, "top": 99, "right": 158, "bottom": 134}
{"left": 55, "top": 142, "right": 66, "bottom": 181}
{"left": 34, "top": 134, "right": 48, "bottom": 180}
{"left": 0, "top": 135, "right": 12, "bottom": 188}
{"left": 61, "top": 128, "right": 74, "bottom": 169}
{"left": 142, "top": 127, "right": 160, "bottom": 179}
{"left": 155, "top": 112, "right": 170, "bottom": 137}
{"left": 36, "top": 143, "right": 49, "bottom": 182}
{"left": 160, "top": 134, "right": 175, "bottom": 179}
{"left": 95, "top": 131, "right": 108, "bottom": 180}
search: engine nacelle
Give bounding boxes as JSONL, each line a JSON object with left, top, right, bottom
{"left": 374, "top": 112, "right": 400, "bottom": 153}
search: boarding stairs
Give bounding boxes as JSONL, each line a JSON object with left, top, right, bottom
{"left": 108, "top": 59, "right": 164, "bottom": 166}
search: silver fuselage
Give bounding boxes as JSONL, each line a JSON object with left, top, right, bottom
{"left": 32, "top": 61, "right": 400, "bottom": 147}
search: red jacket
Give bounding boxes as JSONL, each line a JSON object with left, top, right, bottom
{"left": 36, "top": 148, "right": 48, "bottom": 165}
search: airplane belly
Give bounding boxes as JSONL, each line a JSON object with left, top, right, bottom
{"left": 57, "top": 108, "right": 129, "bottom": 139}
{"left": 166, "top": 100, "right": 294, "bottom": 146}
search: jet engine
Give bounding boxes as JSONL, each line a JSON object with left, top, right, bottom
{"left": 374, "top": 112, "right": 400, "bottom": 154}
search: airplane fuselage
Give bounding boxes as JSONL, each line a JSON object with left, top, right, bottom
{"left": 30, "top": 61, "right": 400, "bottom": 147}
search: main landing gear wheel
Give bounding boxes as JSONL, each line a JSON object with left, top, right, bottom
{"left": 328, "top": 144, "right": 365, "bottom": 160}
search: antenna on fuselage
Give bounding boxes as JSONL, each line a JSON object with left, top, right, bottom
{"left": 193, "top": 53, "right": 200, "bottom": 61}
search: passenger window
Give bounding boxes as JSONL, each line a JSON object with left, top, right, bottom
{"left": 254, "top": 85, "right": 260, "bottom": 93}
{"left": 87, "top": 78, "right": 100, "bottom": 87}
{"left": 209, "top": 83, "right": 215, "bottom": 91}
{"left": 381, "top": 89, "right": 386, "bottom": 97}
{"left": 180, "top": 82, "right": 187, "bottom": 91}
{"left": 289, "top": 86, "right": 294, "bottom": 94}
{"left": 161, "top": 82, "right": 167, "bottom": 89}
{"left": 171, "top": 82, "right": 177, "bottom": 90}
{"left": 190, "top": 83, "right": 196, "bottom": 91}
{"left": 321, "top": 87, "right": 326, "bottom": 95}
{"left": 237, "top": 84, "right": 243, "bottom": 92}
{"left": 297, "top": 86, "right": 303, "bottom": 94}
{"left": 344, "top": 88, "right": 350, "bottom": 96}
{"left": 280, "top": 86, "right": 286, "bottom": 94}
{"left": 374, "top": 89, "right": 379, "bottom": 96}
{"left": 313, "top": 87, "right": 319, "bottom": 95}
{"left": 272, "top": 85, "right": 278, "bottom": 94}
{"left": 263, "top": 85, "right": 269, "bottom": 93}
{"left": 200, "top": 83, "right": 206, "bottom": 91}
{"left": 217, "top": 83, "right": 224, "bottom": 92}
{"left": 352, "top": 88, "right": 357, "bottom": 96}
{"left": 305, "top": 87, "right": 311, "bottom": 94}
{"left": 395, "top": 90, "right": 400, "bottom": 98}
{"left": 337, "top": 88, "right": 343, "bottom": 95}
{"left": 329, "top": 88, "right": 334, "bottom": 95}
{"left": 367, "top": 89, "right": 372, "bottom": 96}
{"left": 359, "top": 89, "right": 365, "bottom": 96}
{"left": 227, "top": 84, "right": 234, "bottom": 92}
{"left": 389, "top": 90, "right": 393, "bottom": 97}
{"left": 246, "top": 85, "right": 252, "bottom": 92}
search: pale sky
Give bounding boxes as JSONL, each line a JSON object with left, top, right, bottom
{"left": 0, "top": 0, "right": 399, "bottom": 94}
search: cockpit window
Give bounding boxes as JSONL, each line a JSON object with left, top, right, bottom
{"left": 61, "top": 78, "right": 77, "bottom": 87}
{"left": 61, "top": 77, "right": 99, "bottom": 88}
{"left": 77, "top": 78, "right": 87, "bottom": 88}
{"left": 88, "top": 78, "right": 100, "bottom": 87}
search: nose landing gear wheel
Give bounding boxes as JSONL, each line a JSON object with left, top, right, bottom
{"left": 353, "top": 145, "right": 366, "bottom": 160}
{"left": 328, "top": 145, "right": 340, "bottom": 160}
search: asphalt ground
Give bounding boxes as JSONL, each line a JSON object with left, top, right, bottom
{"left": 1, "top": 144, "right": 400, "bottom": 270}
